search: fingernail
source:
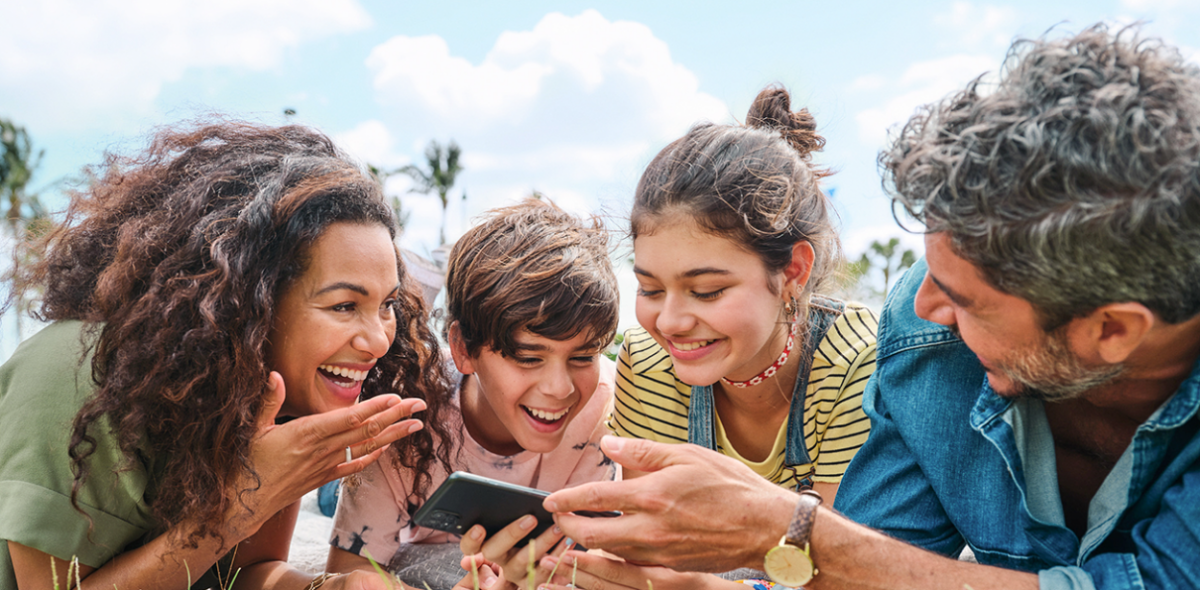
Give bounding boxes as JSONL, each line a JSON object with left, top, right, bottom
{"left": 564, "top": 537, "right": 574, "bottom": 548}
{"left": 541, "top": 555, "right": 559, "bottom": 568}
{"left": 470, "top": 526, "right": 484, "bottom": 540}
{"left": 483, "top": 576, "right": 498, "bottom": 589}
{"left": 554, "top": 524, "right": 561, "bottom": 534}
{"left": 520, "top": 515, "right": 536, "bottom": 529}
{"left": 601, "top": 435, "right": 624, "bottom": 454}
{"left": 544, "top": 498, "right": 559, "bottom": 512}
{"left": 407, "top": 422, "right": 424, "bottom": 434}
{"left": 386, "top": 396, "right": 400, "bottom": 407}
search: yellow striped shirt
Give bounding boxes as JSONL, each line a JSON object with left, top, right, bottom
{"left": 608, "top": 302, "right": 878, "bottom": 488}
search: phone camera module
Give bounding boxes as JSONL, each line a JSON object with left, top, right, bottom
{"left": 427, "top": 510, "right": 461, "bottom": 531}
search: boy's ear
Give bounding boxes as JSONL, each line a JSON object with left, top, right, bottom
{"left": 783, "top": 240, "right": 815, "bottom": 294}
{"left": 447, "top": 322, "right": 476, "bottom": 375}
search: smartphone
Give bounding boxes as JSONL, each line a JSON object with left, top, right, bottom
{"left": 411, "top": 471, "right": 618, "bottom": 542}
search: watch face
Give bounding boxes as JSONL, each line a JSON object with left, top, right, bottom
{"left": 764, "top": 544, "right": 815, "bottom": 587}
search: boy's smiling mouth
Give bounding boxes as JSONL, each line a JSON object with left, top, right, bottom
{"left": 523, "top": 405, "right": 571, "bottom": 423}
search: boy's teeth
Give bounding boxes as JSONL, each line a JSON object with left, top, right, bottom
{"left": 526, "top": 406, "right": 569, "bottom": 421}
{"left": 318, "top": 365, "right": 368, "bottom": 382}
{"left": 673, "top": 340, "right": 712, "bottom": 351}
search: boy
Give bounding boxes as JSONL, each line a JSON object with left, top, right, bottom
{"left": 326, "top": 198, "right": 619, "bottom": 590}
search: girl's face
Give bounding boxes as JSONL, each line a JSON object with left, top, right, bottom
{"left": 633, "top": 216, "right": 806, "bottom": 387}
{"left": 268, "top": 222, "right": 401, "bottom": 417}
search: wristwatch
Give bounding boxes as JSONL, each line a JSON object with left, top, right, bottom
{"left": 763, "top": 489, "right": 822, "bottom": 587}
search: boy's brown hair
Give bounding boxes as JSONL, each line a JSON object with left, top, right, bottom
{"left": 445, "top": 197, "right": 618, "bottom": 357}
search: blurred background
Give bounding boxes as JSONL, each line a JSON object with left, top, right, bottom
{"left": 4, "top": 0, "right": 1199, "bottom": 361}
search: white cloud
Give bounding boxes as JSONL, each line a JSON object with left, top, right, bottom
{"left": 334, "top": 119, "right": 410, "bottom": 170}
{"left": 934, "top": 2, "right": 1020, "bottom": 48}
{"left": 0, "top": 0, "right": 370, "bottom": 131}
{"left": 365, "top": 10, "right": 728, "bottom": 251}
{"left": 855, "top": 54, "right": 999, "bottom": 146}
{"left": 367, "top": 10, "right": 725, "bottom": 173}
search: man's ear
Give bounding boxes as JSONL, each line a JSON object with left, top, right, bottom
{"left": 1068, "top": 303, "right": 1155, "bottom": 365}
{"left": 448, "top": 322, "right": 476, "bottom": 375}
{"left": 783, "top": 241, "right": 815, "bottom": 295}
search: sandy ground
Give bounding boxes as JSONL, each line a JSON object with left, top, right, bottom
{"left": 290, "top": 490, "right": 335, "bottom": 574}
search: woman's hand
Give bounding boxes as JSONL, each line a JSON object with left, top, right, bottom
{"left": 459, "top": 516, "right": 570, "bottom": 590}
{"left": 540, "top": 551, "right": 733, "bottom": 590}
{"left": 229, "top": 372, "right": 427, "bottom": 536}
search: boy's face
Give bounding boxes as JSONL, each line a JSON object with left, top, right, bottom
{"left": 452, "top": 326, "right": 603, "bottom": 455}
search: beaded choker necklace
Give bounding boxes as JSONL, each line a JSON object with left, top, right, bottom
{"left": 721, "top": 321, "right": 798, "bottom": 388}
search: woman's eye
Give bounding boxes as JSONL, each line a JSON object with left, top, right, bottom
{"left": 332, "top": 302, "right": 356, "bottom": 312}
{"left": 693, "top": 289, "right": 725, "bottom": 301}
{"left": 636, "top": 287, "right": 661, "bottom": 297}
{"left": 382, "top": 298, "right": 399, "bottom": 314}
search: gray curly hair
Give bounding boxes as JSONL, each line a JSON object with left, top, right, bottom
{"left": 884, "top": 24, "right": 1200, "bottom": 329}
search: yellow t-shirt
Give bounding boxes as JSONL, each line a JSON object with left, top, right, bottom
{"left": 608, "top": 302, "right": 878, "bottom": 488}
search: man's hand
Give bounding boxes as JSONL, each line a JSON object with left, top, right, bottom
{"left": 543, "top": 436, "right": 796, "bottom": 572}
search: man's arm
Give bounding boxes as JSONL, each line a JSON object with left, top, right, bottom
{"left": 546, "top": 436, "right": 1038, "bottom": 590}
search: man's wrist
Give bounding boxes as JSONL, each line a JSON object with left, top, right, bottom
{"left": 754, "top": 488, "right": 800, "bottom": 567}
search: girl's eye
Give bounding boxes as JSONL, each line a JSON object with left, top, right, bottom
{"left": 636, "top": 287, "right": 661, "bottom": 297}
{"left": 693, "top": 288, "right": 726, "bottom": 301}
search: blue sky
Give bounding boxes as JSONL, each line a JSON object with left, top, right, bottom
{"left": 3, "top": 0, "right": 1200, "bottom": 359}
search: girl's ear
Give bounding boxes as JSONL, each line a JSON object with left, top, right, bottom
{"left": 448, "top": 322, "right": 476, "bottom": 375}
{"left": 783, "top": 241, "right": 815, "bottom": 295}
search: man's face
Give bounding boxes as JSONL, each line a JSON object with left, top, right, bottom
{"left": 914, "top": 232, "right": 1122, "bottom": 401}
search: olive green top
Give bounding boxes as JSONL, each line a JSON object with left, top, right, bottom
{"left": 0, "top": 321, "right": 158, "bottom": 590}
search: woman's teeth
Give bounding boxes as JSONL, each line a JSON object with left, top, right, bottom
{"left": 524, "top": 406, "right": 570, "bottom": 422}
{"left": 673, "top": 340, "right": 713, "bottom": 351}
{"left": 319, "top": 365, "right": 369, "bottom": 382}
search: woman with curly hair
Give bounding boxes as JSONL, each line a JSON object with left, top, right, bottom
{"left": 0, "top": 121, "right": 457, "bottom": 590}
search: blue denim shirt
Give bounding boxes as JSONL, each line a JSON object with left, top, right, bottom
{"left": 835, "top": 258, "right": 1200, "bottom": 590}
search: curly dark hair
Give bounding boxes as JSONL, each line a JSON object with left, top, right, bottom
{"left": 631, "top": 85, "right": 840, "bottom": 308}
{"left": 10, "top": 120, "right": 456, "bottom": 544}
{"left": 883, "top": 24, "right": 1200, "bottom": 329}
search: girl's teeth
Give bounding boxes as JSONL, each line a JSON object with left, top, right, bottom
{"left": 318, "top": 365, "right": 369, "bottom": 382}
{"left": 673, "top": 340, "right": 712, "bottom": 351}
{"left": 526, "top": 406, "right": 569, "bottom": 421}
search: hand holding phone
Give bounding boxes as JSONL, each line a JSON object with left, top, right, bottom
{"left": 411, "top": 472, "right": 619, "bottom": 540}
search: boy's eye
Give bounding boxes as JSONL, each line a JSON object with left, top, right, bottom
{"left": 692, "top": 288, "right": 726, "bottom": 301}
{"left": 571, "top": 354, "right": 598, "bottom": 364}
{"left": 514, "top": 356, "right": 541, "bottom": 366}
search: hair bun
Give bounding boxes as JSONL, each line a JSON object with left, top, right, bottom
{"left": 746, "top": 85, "right": 826, "bottom": 160}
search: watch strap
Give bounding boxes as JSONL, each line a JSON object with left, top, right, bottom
{"left": 784, "top": 489, "right": 822, "bottom": 546}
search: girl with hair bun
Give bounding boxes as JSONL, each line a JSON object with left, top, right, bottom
{"left": 540, "top": 86, "right": 878, "bottom": 590}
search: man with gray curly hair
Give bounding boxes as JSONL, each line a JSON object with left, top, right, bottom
{"left": 540, "top": 24, "right": 1199, "bottom": 590}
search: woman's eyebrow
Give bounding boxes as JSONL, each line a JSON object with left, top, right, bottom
{"left": 314, "top": 281, "right": 368, "bottom": 296}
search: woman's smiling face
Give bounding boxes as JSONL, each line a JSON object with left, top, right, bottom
{"left": 633, "top": 215, "right": 792, "bottom": 387}
{"left": 268, "top": 222, "right": 401, "bottom": 417}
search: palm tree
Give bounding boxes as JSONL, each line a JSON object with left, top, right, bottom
{"left": 1, "top": 118, "right": 45, "bottom": 233}
{"left": 1, "top": 118, "right": 49, "bottom": 337}
{"left": 399, "top": 140, "right": 463, "bottom": 245}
